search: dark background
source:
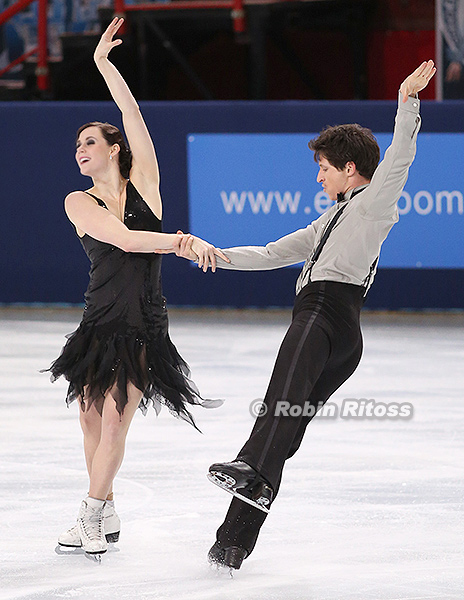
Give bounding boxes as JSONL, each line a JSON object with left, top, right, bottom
{"left": 1, "top": 97, "right": 463, "bottom": 310}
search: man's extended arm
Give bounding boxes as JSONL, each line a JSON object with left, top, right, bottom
{"left": 212, "top": 221, "right": 320, "bottom": 271}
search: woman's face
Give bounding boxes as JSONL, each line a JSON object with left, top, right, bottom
{"left": 75, "top": 126, "right": 111, "bottom": 176}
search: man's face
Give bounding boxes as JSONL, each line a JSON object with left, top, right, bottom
{"left": 316, "top": 155, "right": 349, "bottom": 201}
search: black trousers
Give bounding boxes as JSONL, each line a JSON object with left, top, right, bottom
{"left": 216, "top": 281, "right": 364, "bottom": 555}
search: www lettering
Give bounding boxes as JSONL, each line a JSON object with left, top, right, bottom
{"left": 220, "top": 191, "right": 301, "bottom": 214}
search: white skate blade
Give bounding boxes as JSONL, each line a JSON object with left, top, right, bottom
{"left": 216, "top": 564, "right": 235, "bottom": 578}
{"left": 85, "top": 552, "right": 104, "bottom": 563}
{"left": 55, "top": 545, "right": 85, "bottom": 556}
{"left": 55, "top": 545, "right": 106, "bottom": 562}
{"left": 209, "top": 564, "right": 236, "bottom": 580}
{"left": 56, "top": 545, "right": 117, "bottom": 559}
{"left": 207, "top": 472, "right": 270, "bottom": 514}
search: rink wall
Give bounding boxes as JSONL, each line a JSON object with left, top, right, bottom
{"left": 1, "top": 99, "right": 464, "bottom": 309}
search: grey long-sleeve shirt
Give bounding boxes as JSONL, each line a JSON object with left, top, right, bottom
{"left": 215, "top": 93, "right": 421, "bottom": 295}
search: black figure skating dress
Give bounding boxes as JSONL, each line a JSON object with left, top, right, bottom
{"left": 49, "top": 181, "right": 217, "bottom": 427}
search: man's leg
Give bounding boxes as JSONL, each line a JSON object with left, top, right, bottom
{"left": 213, "top": 305, "right": 363, "bottom": 557}
{"left": 211, "top": 307, "right": 331, "bottom": 556}
{"left": 237, "top": 311, "right": 332, "bottom": 490}
{"left": 285, "top": 339, "right": 363, "bottom": 462}
{"left": 215, "top": 497, "right": 267, "bottom": 557}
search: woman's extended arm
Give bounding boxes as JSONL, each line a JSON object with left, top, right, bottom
{"left": 93, "top": 18, "right": 162, "bottom": 217}
{"left": 65, "top": 193, "right": 230, "bottom": 269}
{"left": 65, "top": 192, "right": 178, "bottom": 253}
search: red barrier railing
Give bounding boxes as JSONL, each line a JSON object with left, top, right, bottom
{"left": 0, "top": 0, "right": 49, "bottom": 91}
{"left": 113, "top": 0, "right": 246, "bottom": 35}
{"left": 1, "top": 0, "right": 246, "bottom": 93}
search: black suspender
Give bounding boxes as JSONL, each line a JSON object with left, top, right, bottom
{"left": 306, "top": 202, "right": 348, "bottom": 281}
{"left": 301, "top": 187, "right": 379, "bottom": 295}
{"left": 362, "top": 256, "right": 379, "bottom": 297}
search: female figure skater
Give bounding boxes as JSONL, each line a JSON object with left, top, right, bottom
{"left": 50, "top": 18, "right": 226, "bottom": 557}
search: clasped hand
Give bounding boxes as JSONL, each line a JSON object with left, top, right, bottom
{"left": 173, "top": 231, "right": 230, "bottom": 273}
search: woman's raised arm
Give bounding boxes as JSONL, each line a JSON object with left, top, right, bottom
{"left": 94, "top": 18, "right": 162, "bottom": 216}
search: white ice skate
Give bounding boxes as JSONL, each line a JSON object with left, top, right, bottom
{"left": 58, "top": 501, "right": 120, "bottom": 548}
{"left": 76, "top": 499, "right": 108, "bottom": 558}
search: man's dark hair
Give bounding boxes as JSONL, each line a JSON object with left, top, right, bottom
{"left": 308, "top": 124, "right": 380, "bottom": 180}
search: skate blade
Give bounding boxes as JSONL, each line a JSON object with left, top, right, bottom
{"left": 207, "top": 472, "right": 269, "bottom": 514}
{"left": 85, "top": 547, "right": 108, "bottom": 562}
{"left": 85, "top": 552, "right": 104, "bottom": 563}
{"left": 209, "top": 561, "right": 236, "bottom": 578}
{"left": 56, "top": 544, "right": 117, "bottom": 558}
{"left": 219, "top": 565, "right": 235, "bottom": 578}
{"left": 55, "top": 545, "right": 84, "bottom": 556}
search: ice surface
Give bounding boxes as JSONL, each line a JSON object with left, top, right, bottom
{"left": 0, "top": 308, "right": 463, "bottom": 600}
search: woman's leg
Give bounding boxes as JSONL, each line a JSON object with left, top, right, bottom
{"left": 59, "top": 386, "right": 141, "bottom": 549}
{"left": 86, "top": 381, "right": 143, "bottom": 500}
{"left": 79, "top": 395, "right": 113, "bottom": 499}
{"left": 79, "top": 394, "right": 102, "bottom": 482}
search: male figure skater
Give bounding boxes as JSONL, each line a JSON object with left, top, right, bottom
{"left": 180, "top": 61, "right": 435, "bottom": 571}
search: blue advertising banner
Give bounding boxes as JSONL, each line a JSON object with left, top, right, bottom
{"left": 188, "top": 133, "right": 464, "bottom": 269}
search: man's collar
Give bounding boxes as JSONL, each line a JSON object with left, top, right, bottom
{"left": 337, "top": 183, "right": 369, "bottom": 203}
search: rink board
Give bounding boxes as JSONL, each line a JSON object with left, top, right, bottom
{"left": 1, "top": 100, "right": 464, "bottom": 307}
{"left": 188, "top": 133, "right": 464, "bottom": 269}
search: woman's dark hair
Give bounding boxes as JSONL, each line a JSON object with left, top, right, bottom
{"left": 308, "top": 123, "right": 380, "bottom": 180}
{"left": 76, "top": 121, "right": 132, "bottom": 178}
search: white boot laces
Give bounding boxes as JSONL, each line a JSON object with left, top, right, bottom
{"left": 80, "top": 503, "right": 103, "bottom": 541}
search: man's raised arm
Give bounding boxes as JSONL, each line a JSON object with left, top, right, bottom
{"left": 358, "top": 60, "right": 436, "bottom": 221}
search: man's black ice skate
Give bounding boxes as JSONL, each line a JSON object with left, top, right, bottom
{"left": 208, "top": 541, "right": 248, "bottom": 570}
{"left": 207, "top": 460, "right": 273, "bottom": 513}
